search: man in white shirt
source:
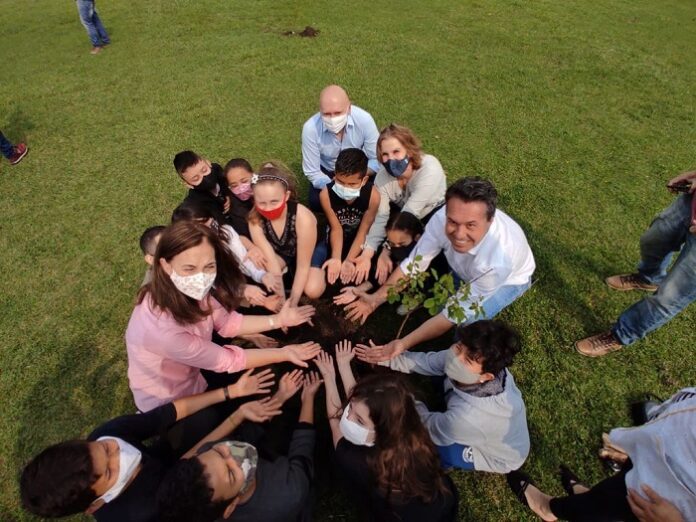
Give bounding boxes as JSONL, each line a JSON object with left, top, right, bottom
{"left": 301, "top": 85, "right": 380, "bottom": 210}
{"left": 347, "top": 177, "right": 535, "bottom": 361}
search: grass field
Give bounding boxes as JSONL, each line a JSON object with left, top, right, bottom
{"left": 1, "top": 1, "right": 696, "bottom": 520}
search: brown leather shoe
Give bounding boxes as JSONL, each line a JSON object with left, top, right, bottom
{"left": 575, "top": 331, "right": 623, "bottom": 357}
{"left": 605, "top": 273, "right": 657, "bottom": 292}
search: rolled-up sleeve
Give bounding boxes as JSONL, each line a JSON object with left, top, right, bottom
{"left": 210, "top": 299, "right": 244, "bottom": 338}
{"left": 161, "top": 327, "right": 247, "bottom": 373}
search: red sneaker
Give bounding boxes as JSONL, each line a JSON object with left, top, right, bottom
{"left": 9, "top": 143, "right": 28, "bottom": 165}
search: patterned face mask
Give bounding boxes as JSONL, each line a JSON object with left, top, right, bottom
{"left": 169, "top": 270, "right": 216, "bottom": 300}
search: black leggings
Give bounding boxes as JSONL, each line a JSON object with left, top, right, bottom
{"left": 549, "top": 465, "right": 638, "bottom": 522}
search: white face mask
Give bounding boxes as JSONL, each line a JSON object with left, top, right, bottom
{"left": 169, "top": 270, "right": 216, "bottom": 300}
{"left": 95, "top": 437, "right": 142, "bottom": 503}
{"left": 444, "top": 347, "right": 481, "bottom": 385}
{"left": 339, "top": 403, "right": 375, "bottom": 446}
{"left": 322, "top": 113, "right": 348, "bottom": 134}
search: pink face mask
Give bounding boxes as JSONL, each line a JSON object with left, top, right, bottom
{"left": 231, "top": 182, "right": 254, "bottom": 201}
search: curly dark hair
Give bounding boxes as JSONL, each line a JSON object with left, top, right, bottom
{"left": 454, "top": 319, "right": 521, "bottom": 374}
{"left": 20, "top": 440, "right": 98, "bottom": 517}
{"left": 156, "top": 457, "right": 228, "bottom": 522}
{"left": 445, "top": 177, "right": 498, "bottom": 220}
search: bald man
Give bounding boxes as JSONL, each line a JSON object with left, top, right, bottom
{"left": 301, "top": 85, "right": 380, "bottom": 210}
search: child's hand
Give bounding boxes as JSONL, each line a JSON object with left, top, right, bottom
{"left": 245, "top": 245, "right": 269, "bottom": 270}
{"left": 313, "top": 350, "right": 336, "bottom": 379}
{"left": 243, "top": 284, "right": 268, "bottom": 307}
{"left": 263, "top": 293, "right": 283, "bottom": 313}
{"left": 274, "top": 369, "right": 304, "bottom": 404}
{"left": 261, "top": 272, "right": 282, "bottom": 295}
{"left": 352, "top": 256, "right": 371, "bottom": 285}
{"left": 333, "top": 286, "right": 358, "bottom": 305}
{"left": 301, "top": 371, "right": 323, "bottom": 400}
{"left": 335, "top": 339, "right": 355, "bottom": 366}
{"left": 322, "top": 258, "right": 342, "bottom": 285}
{"left": 236, "top": 397, "right": 282, "bottom": 423}
{"left": 340, "top": 260, "right": 356, "bottom": 284}
{"left": 375, "top": 251, "right": 394, "bottom": 285}
{"left": 283, "top": 342, "right": 322, "bottom": 367}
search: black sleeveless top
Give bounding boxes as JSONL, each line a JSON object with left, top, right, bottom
{"left": 326, "top": 180, "right": 372, "bottom": 237}
{"left": 261, "top": 200, "right": 298, "bottom": 262}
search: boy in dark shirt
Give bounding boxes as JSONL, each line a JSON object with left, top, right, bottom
{"left": 156, "top": 372, "right": 323, "bottom": 522}
{"left": 307, "top": 148, "right": 380, "bottom": 298}
{"left": 174, "top": 150, "right": 231, "bottom": 221}
{"left": 19, "top": 371, "right": 276, "bottom": 521}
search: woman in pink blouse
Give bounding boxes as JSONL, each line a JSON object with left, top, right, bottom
{"left": 126, "top": 221, "right": 319, "bottom": 412}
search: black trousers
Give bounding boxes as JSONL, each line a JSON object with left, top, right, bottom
{"left": 549, "top": 465, "right": 638, "bottom": 522}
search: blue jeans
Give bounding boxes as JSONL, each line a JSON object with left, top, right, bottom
{"left": 613, "top": 194, "right": 696, "bottom": 345}
{"left": 0, "top": 131, "right": 14, "bottom": 159}
{"left": 452, "top": 273, "right": 532, "bottom": 324}
{"left": 310, "top": 239, "right": 329, "bottom": 268}
{"left": 437, "top": 443, "right": 476, "bottom": 470}
{"left": 76, "top": 0, "right": 110, "bottom": 47}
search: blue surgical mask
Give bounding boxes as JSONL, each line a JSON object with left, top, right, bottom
{"left": 332, "top": 181, "right": 362, "bottom": 201}
{"left": 383, "top": 157, "right": 410, "bottom": 178}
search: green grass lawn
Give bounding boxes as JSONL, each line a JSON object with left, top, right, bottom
{"left": 2, "top": 0, "right": 696, "bottom": 520}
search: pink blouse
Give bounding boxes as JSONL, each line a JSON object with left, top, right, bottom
{"left": 125, "top": 295, "right": 245, "bottom": 412}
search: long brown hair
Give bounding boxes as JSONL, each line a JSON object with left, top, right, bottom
{"left": 136, "top": 221, "right": 244, "bottom": 324}
{"left": 377, "top": 123, "right": 424, "bottom": 170}
{"left": 348, "top": 373, "right": 450, "bottom": 503}
{"left": 247, "top": 165, "right": 298, "bottom": 225}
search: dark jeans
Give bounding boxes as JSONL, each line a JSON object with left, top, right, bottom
{"left": 0, "top": 131, "right": 14, "bottom": 158}
{"left": 76, "top": 0, "right": 110, "bottom": 46}
{"left": 549, "top": 465, "right": 637, "bottom": 522}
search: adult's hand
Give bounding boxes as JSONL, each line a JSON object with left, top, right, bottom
{"left": 333, "top": 286, "right": 359, "bottom": 305}
{"left": 262, "top": 294, "right": 283, "bottom": 313}
{"left": 344, "top": 289, "right": 378, "bottom": 325}
{"left": 355, "top": 339, "right": 406, "bottom": 363}
{"left": 628, "top": 485, "right": 684, "bottom": 522}
{"left": 375, "top": 251, "right": 394, "bottom": 285}
{"left": 277, "top": 300, "right": 316, "bottom": 328}
{"left": 242, "top": 333, "right": 279, "bottom": 349}
{"left": 322, "top": 258, "right": 342, "bottom": 285}
{"left": 246, "top": 245, "right": 269, "bottom": 271}
{"left": 313, "top": 350, "right": 336, "bottom": 379}
{"left": 229, "top": 369, "right": 275, "bottom": 398}
{"left": 283, "top": 342, "right": 322, "bottom": 367}
{"left": 236, "top": 397, "right": 282, "bottom": 423}
{"left": 667, "top": 169, "right": 696, "bottom": 193}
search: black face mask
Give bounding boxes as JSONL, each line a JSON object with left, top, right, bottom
{"left": 195, "top": 172, "right": 219, "bottom": 193}
{"left": 389, "top": 243, "right": 415, "bottom": 263}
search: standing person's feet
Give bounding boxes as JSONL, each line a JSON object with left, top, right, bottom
{"left": 605, "top": 273, "right": 658, "bottom": 292}
{"left": 90, "top": 46, "right": 102, "bottom": 55}
{"left": 8, "top": 143, "right": 28, "bottom": 165}
{"left": 575, "top": 331, "right": 623, "bottom": 357}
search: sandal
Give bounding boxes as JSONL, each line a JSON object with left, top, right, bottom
{"left": 506, "top": 470, "right": 535, "bottom": 508}
{"left": 559, "top": 465, "right": 589, "bottom": 495}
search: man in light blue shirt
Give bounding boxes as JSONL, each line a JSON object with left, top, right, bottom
{"left": 301, "top": 85, "right": 380, "bottom": 210}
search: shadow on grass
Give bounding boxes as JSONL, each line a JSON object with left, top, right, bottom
{"left": 12, "top": 339, "right": 126, "bottom": 480}
{"left": 3, "top": 105, "right": 35, "bottom": 143}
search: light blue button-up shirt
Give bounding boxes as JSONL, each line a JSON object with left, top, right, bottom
{"left": 301, "top": 104, "right": 380, "bottom": 189}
